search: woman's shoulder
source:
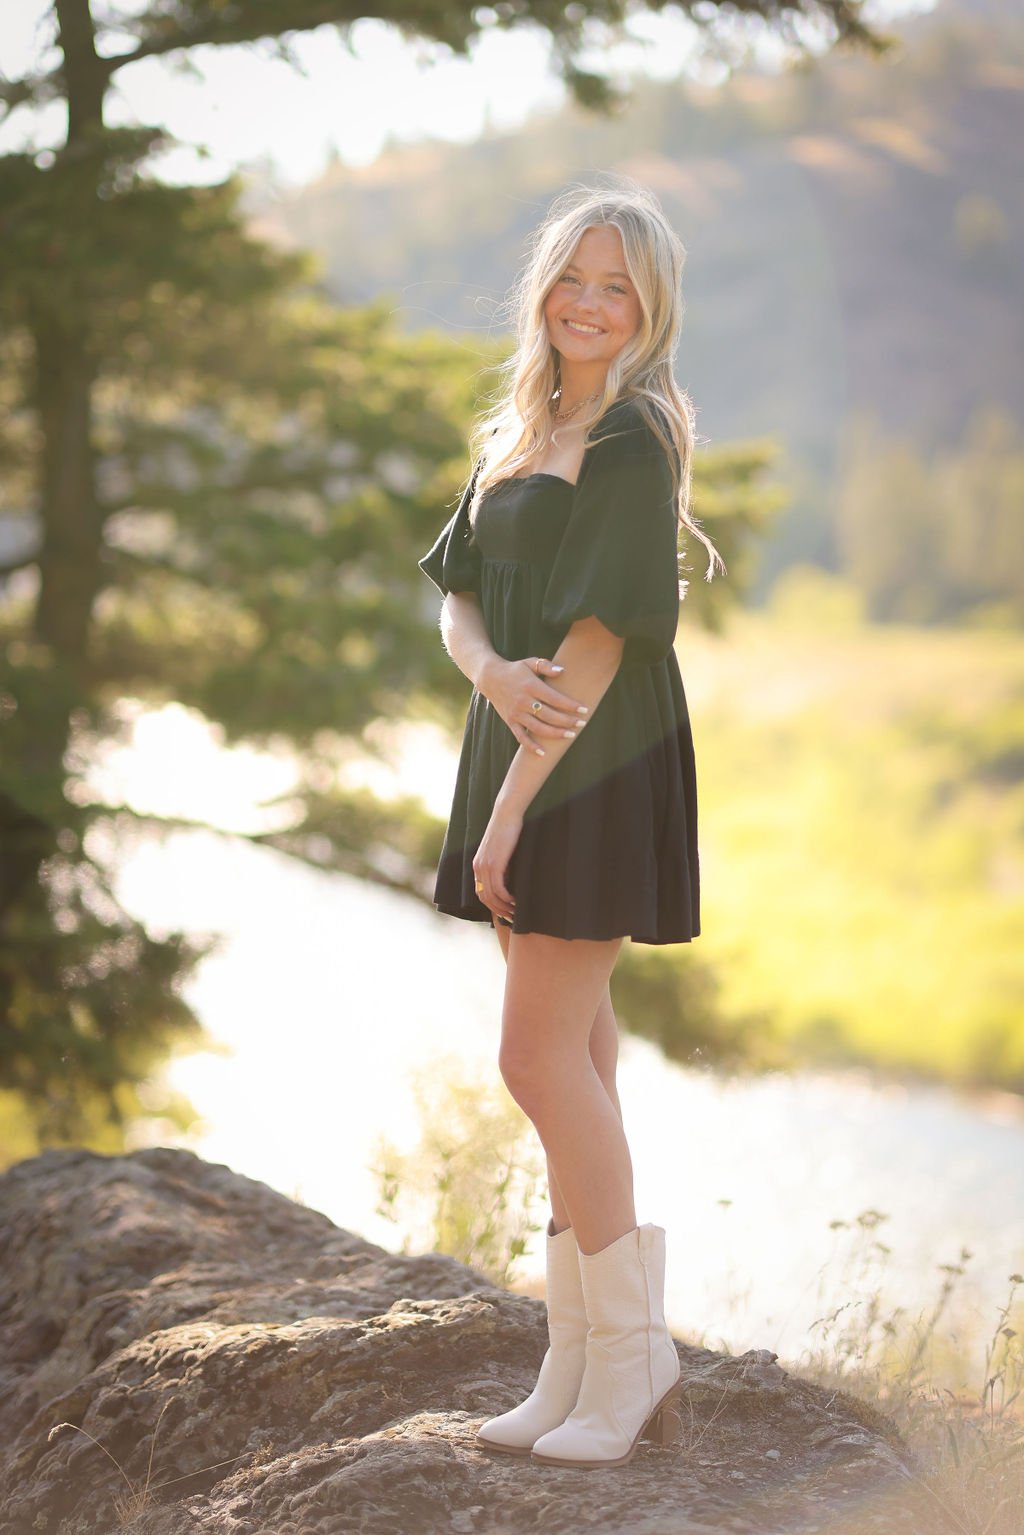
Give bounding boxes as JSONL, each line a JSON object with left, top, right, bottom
{"left": 591, "top": 395, "right": 672, "bottom": 462}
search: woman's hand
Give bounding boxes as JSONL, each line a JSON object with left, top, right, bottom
{"left": 472, "top": 802, "right": 523, "bottom": 925}
{"left": 478, "top": 655, "right": 588, "bottom": 756}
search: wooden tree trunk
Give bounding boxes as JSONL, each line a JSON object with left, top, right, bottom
{"left": 32, "top": 315, "right": 102, "bottom": 661}
{"left": 0, "top": 0, "right": 105, "bottom": 928}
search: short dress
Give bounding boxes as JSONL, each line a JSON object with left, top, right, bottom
{"left": 417, "top": 396, "right": 700, "bottom": 944}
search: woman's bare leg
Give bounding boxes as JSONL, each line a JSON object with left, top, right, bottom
{"left": 493, "top": 926, "right": 635, "bottom": 1256}
{"left": 494, "top": 923, "right": 625, "bottom": 1237}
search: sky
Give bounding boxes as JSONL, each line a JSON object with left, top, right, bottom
{"left": 0, "top": 0, "right": 936, "bottom": 189}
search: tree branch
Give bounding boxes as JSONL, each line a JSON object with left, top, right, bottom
{"left": 96, "top": 801, "right": 439, "bottom": 908}
{"left": 0, "top": 0, "right": 891, "bottom": 116}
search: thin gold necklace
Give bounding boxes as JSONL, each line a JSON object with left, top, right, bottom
{"left": 552, "top": 389, "right": 600, "bottom": 424}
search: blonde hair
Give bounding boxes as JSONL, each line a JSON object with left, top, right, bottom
{"left": 467, "top": 177, "right": 726, "bottom": 586}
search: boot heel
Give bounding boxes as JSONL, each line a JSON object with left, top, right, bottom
{"left": 644, "top": 1387, "right": 682, "bottom": 1445}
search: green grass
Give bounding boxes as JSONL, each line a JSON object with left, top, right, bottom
{"left": 681, "top": 571, "right": 1024, "bottom": 1092}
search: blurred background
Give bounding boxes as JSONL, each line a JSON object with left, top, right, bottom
{"left": 1, "top": 0, "right": 1022, "bottom": 1429}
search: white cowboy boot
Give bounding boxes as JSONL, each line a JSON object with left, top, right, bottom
{"left": 530, "top": 1222, "right": 682, "bottom": 1468}
{"left": 476, "top": 1219, "right": 588, "bottom": 1454}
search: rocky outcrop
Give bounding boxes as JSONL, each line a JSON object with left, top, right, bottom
{"left": 0, "top": 1147, "right": 927, "bottom": 1534}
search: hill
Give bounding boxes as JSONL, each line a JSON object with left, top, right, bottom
{"left": 245, "top": 0, "right": 1024, "bottom": 602}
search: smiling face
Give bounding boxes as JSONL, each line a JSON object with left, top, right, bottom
{"left": 543, "top": 223, "right": 644, "bottom": 381}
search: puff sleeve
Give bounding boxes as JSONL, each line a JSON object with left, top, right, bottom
{"left": 541, "top": 408, "right": 680, "bottom": 667}
{"left": 418, "top": 461, "right": 482, "bottom": 598}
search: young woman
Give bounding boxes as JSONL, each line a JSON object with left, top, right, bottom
{"left": 418, "top": 181, "right": 725, "bottom": 1469}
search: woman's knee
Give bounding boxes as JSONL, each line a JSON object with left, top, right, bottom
{"left": 497, "top": 1037, "right": 541, "bottom": 1107}
{"left": 498, "top": 1035, "right": 575, "bottom": 1118}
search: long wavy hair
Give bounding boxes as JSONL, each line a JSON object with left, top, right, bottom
{"left": 466, "top": 178, "right": 726, "bottom": 586}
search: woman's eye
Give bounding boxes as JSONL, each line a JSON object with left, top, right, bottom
{"left": 559, "top": 274, "right": 627, "bottom": 295}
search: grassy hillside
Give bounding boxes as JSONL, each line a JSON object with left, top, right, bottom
{"left": 680, "top": 569, "right": 1024, "bottom": 1092}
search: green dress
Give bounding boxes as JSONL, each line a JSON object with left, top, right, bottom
{"left": 418, "top": 397, "right": 700, "bottom": 944}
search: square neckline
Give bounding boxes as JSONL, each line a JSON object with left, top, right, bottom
{"left": 506, "top": 471, "right": 577, "bottom": 489}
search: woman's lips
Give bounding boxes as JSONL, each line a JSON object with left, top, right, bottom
{"left": 563, "top": 318, "right": 605, "bottom": 336}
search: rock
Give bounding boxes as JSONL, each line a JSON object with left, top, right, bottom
{"left": 0, "top": 1147, "right": 927, "bottom": 1534}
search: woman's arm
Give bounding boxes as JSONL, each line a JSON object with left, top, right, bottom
{"left": 439, "top": 592, "right": 493, "bottom": 690}
{"left": 440, "top": 591, "right": 591, "bottom": 748}
{"left": 472, "top": 615, "right": 625, "bottom": 920}
{"left": 493, "top": 616, "right": 623, "bottom": 817}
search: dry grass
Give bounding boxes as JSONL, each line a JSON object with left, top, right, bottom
{"left": 783, "top": 1212, "right": 1024, "bottom": 1535}
{"left": 46, "top": 1398, "right": 264, "bottom": 1526}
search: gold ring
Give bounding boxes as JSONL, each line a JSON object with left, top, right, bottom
{"left": 531, "top": 699, "right": 542, "bottom": 714}
{"left": 475, "top": 880, "right": 484, "bottom": 892}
